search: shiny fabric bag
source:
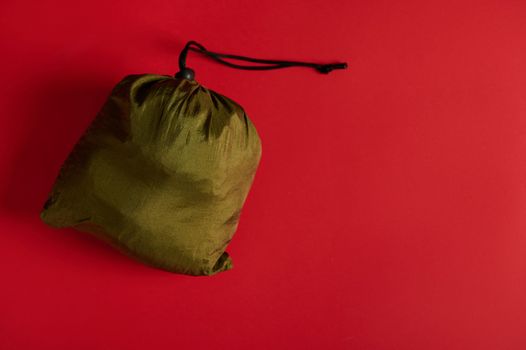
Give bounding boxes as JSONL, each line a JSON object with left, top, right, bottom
{"left": 41, "top": 41, "right": 347, "bottom": 275}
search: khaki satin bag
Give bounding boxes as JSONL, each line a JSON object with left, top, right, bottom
{"left": 41, "top": 41, "right": 347, "bottom": 275}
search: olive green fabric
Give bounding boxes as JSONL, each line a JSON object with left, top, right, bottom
{"left": 40, "top": 74, "right": 262, "bottom": 276}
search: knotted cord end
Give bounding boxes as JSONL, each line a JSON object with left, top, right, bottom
{"left": 316, "top": 62, "right": 348, "bottom": 74}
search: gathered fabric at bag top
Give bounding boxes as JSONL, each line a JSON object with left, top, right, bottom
{"left": 40, "top": 41, "right": 347, "bottom": 276}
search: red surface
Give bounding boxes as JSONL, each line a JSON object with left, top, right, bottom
{"left": 1, "top": 1, "right": 525, "bottom": 349}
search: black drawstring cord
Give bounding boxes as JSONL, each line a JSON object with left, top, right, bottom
{"left": 175, "top": 40, "right": 348, "bottom": 80}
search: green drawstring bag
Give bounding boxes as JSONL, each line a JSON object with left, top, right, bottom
{"left": 41, "top": 41, "right": 347, "bottom": 275}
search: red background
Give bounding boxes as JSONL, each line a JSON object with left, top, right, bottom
{"left": 1, "top": 1, "right": 525, "bottom": 349}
